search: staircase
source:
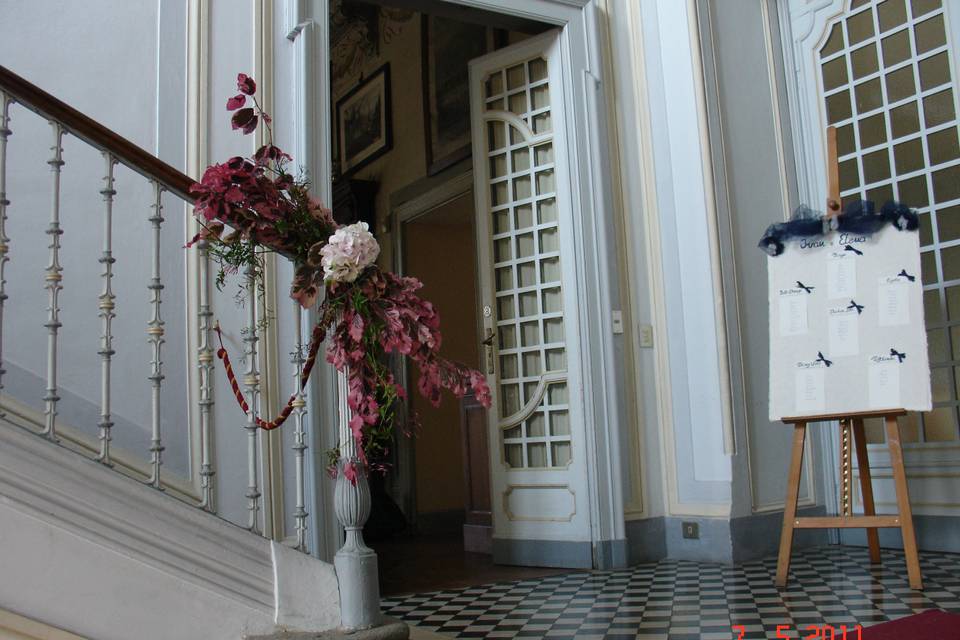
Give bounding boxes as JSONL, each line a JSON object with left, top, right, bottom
{"left": 0, "top": 66, "right": 355, "bottom": 640}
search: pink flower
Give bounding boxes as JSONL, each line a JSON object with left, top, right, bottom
{"left": 319, "top": 222, "right": 380, "bottom": 283}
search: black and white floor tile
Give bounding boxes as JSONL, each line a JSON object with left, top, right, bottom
{"left": 382, "top": 546, "right": 960, "bottom": 639}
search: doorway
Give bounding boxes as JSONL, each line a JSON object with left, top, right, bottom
{"left": 324, "top": 0, "right": 612, "bottom": 591}
{"left": 371, "top": 185, "right": 575, "bottom": 595}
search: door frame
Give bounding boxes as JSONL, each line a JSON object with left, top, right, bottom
{"left": 292, "top": 0, "right": 628, "bottom": 567}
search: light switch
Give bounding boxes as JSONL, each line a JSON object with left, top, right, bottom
{"left": 639, "top": 324, "right": 654, "bottom": 348}
{"left": 611, "top": 310, "right": 624, "bottom": 334}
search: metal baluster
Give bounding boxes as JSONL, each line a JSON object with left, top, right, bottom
{"left": 197, "top": 239, "right": 216, "bottom": 510}
{"left": 97, "top": 154, "right": 117, "bottom": 464}
{"left": 147, "top": 182, "right": 165, "bottom": 488}
{"left": 291, "top": 302, "right": 308, "bottom": 551}
{"left": 42, "top": 123, "right": 65, "bottom": 441}
{"left": 244, "top": 261, "right": 262, "bottom": 533}
{"left": 0, "top": 93, "right": 12, "bottom": 409}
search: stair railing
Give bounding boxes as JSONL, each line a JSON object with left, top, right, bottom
{"left": 0, "top": 65, "right": 312, "bottom": 551}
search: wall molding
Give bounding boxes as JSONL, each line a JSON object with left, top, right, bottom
{"left": 283, "top": 0, "right": 340, "bottom": 562}
{"left": 252, "top": 0, "right": 288, "bottom": 544}
{"left": 629, "top": 0, "right": 688, "bottom": 518}
{"left": 186, "top": 0, "right": 212, "bottom": 511}
{"left": 686, "top": 0, "right": 735, "bottom": 460}
{"left": 596, "top": 0, "right": 646, "bottom": 520}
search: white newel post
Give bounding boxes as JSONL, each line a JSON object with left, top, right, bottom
{"left": 333, "top": 364, "right": 381, "bottom": 630}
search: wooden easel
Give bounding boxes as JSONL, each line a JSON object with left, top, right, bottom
{"left": 774, "top": 127, "right": 923, "bottom": 591}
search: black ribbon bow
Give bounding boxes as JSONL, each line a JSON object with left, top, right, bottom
{"left": 890, "top": 348, "right": 906, "bottom": 363}
{"left": 844, "top": 244, "right": 864, "bottom": 256}
{"left": 816, "top": 351, "right": 833, "bottom": 367}
{"left": 897, "top": 269, "right": 916, "bottom": 282}
{"left": 847, "top": 300, "right": 864, "bottom": 314}
{"left": 797, "top": 281, "right": 814, "bottom": 294}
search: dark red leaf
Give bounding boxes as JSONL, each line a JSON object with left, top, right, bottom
{"left": 226, "top": 94, "right": 246, "bottom": 111}
{"left": 237, "top": 73, "right": 256, "bottom": 95}
{"left": 231, "top": 108, "right": 258, "bottom": 134}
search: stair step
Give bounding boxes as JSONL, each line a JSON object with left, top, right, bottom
{"left": 247, "top": 618, "right": 408, "bottom": 640}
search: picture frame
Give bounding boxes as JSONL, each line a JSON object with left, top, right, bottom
{"left": 336, "top": 63, "right": 393, "bottom": 177}
{"left": 421, "top": 16, "right": 497, "bottom": 176}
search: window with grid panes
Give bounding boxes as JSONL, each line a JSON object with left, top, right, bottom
{"left": 483, "top": 56, "right": 572, "bottom": 469}
{"left": 819, "top": 0, "right": 960, "bottom": 443}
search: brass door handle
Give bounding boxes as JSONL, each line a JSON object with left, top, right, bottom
{"left": 482, "top": 328, "right": 495, "bottom": 374}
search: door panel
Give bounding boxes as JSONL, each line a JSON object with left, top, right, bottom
{"left": 470, "top": 31, "right": 592, "bottom": 565}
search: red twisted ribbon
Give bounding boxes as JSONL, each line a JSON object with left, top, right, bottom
{"left": 214, "top": 322, "right": 325, "bottom": 431}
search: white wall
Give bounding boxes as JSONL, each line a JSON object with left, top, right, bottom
{"left": 0, "top": 0, "right": 193, "bottom": 477}
{"left": 699, "top": 0, "right": 828, "bottom": 518}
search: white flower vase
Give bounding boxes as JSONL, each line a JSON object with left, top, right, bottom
{"left": 333, "top": 339, "right": 381, "bottom": 631}
{"left": 334, "top": 457, "right": 381, "bottom": 630}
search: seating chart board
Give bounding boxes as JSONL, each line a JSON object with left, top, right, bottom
{"left": 768, "top": 224, "right": 931, "bottom": 421}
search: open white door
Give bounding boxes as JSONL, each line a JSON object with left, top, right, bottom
{"left": 470, "top": 30, "right": 593, "bottom": 568}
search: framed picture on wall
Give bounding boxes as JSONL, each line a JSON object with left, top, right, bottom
{"left": 421, "top": 16, "right": 495, "bottom": 176}
{"left": 337, "top": 63, "right": 393, "bottom": 177}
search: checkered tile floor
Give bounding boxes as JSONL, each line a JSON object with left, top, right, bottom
{"left": 382, "top": 545, "right": 960, "bottom": 639}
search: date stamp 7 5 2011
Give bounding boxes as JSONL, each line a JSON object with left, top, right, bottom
{"left": 732, "top": 624, "right": 864, "bottom": 639}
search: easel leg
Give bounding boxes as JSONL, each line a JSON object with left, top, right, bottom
{"left": 776, "top": 423, "right": 806, "bottom": 587}
{"left": 852, "top": 418, "right": 881, "bottom": 563}
{"left": 884, "top": 415, "right": 923, "bottom": 590}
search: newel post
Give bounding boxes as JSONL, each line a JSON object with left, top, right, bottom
{"left": 333, "top": 366, "right": 381, "bottom": 630}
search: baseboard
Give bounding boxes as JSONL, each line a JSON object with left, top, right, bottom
{"left": 625, "top": 517, "right": 668, "bottom": 564}
{"left": 664, "top": 516, "right": 735, "bottom": 564}
{"left": 625, "top": 507, "right": 830, "bottom": 566}
{"left": 839, "top": 514, "right": 960, "bottom": 553}
{"left": 492, "top": 537, "right": 593, "bottom": 568}
{"left": 0, "top": 609, "right": 86, "bottom": 640}
{"left": 731, "top": 505, "right": 830, "bottom": 563}
{"left": 463, "top": 524, "right": 492, "bottom": 554}
{"left": 594, "top": 538, "right": 629, "bottom": 569}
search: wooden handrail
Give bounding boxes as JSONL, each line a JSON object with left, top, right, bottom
{"left": 0, "top": 65, "right": 195, "bottom": 201}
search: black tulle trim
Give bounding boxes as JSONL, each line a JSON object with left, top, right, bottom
{"left": 758, "top": 200, "right": 919, "bottom": 257}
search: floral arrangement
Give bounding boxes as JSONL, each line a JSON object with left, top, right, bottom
{"left": 190, "top": 74, "right": 491, "bottom": 479}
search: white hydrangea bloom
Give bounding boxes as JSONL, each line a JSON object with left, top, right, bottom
{"left": 320, "top": 222, "right": 380, "bottom": 283}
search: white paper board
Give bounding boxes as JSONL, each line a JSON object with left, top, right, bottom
{"left": 768, "top": 225, "right": 931, "bottom": 421}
